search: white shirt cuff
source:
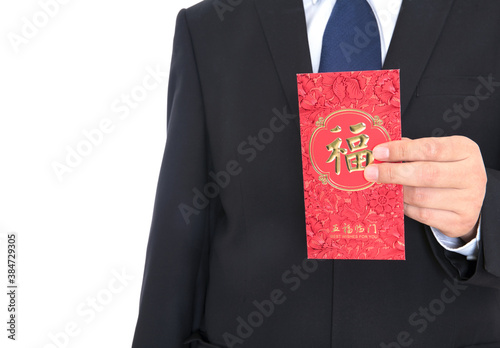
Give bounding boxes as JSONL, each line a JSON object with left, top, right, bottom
{"left": 430, "top": 225, "right": 481, "bottom": 261}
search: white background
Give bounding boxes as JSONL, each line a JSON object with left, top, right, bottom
{"left": 0, "top": 0, "right": 201, "bottom": 347}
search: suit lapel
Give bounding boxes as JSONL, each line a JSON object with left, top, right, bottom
{"left": 254, "top": 0, "right": 313, "bottom": 128}
{"left": 384, "top": 0, "right": 456, "bottom": 115}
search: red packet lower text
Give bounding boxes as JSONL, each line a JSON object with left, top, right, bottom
{"left": 297, "top": 70, "right": 405, "bottom": 260}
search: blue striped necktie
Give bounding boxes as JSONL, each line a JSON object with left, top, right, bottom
{"left": 319, "top": 0, "right": 382, "bottom": 72}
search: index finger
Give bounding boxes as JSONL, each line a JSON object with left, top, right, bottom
{"left": 372, "top": 136, "right": 475, "bottom": 162}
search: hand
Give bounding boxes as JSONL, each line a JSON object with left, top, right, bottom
{"left": 363, "top": 136, "right": 487, "bottom": 242}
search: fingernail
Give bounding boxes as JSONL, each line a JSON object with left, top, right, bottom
{"left": 364, "top": 165, "right": 379, "bottom": 182}
{"left": 373, "top": 146, "right": 389, "bottom": 160}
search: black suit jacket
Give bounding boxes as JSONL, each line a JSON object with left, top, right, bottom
{"left": 132, "top": 0, "right": 500, "bottom": 347}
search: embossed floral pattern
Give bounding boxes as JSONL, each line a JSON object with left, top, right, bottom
{"left": 369, "top": 186, "right": 398, "bottom": 214}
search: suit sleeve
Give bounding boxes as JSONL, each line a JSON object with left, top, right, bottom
{"left": 132, "top": 9, "right": 211, "bottom": 347}
{"left": 426, "top": 167, "right": 500, "bottom": 289}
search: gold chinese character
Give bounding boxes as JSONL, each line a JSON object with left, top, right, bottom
{"left": 368, "top": 224, "right": 377, "bottom": 235}
{"left": 343, "top": 223, "right": 353, "bottom": 234}
{"left": 354, "top": 224, "right": 365, "bottom": 234}
{"left": 325, "top": 123, "right": 374, "bottom": 175}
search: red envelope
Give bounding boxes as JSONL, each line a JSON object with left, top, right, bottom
{"left": 297, "top": 70, "right": 405, "bottom": 260}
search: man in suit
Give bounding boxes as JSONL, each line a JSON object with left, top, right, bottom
{"left": 132, "top": 0, "right": 500, "bottom": 347}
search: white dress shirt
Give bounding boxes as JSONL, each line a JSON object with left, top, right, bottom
{"left": 302, "top": 0, "right": 480, "bottom": 259}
